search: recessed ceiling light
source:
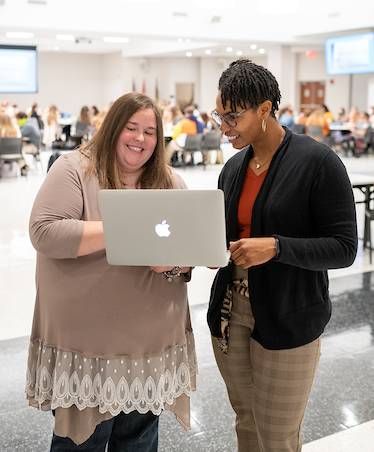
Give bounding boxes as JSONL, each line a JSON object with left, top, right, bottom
{"left": 250, "top": 44, "right": 257, "bottom": 50}
{"left": 258, "top": 48, "right": 265, "bottom": 54}
{"left": 56, "top": 34, "right": 75, "bottom": 41}
{"left": 205, "top": 49, "right": 212, "bottom": 55}
{"left": 103, "top": 36, "right": 129, "bottom": 44}
{"left": 6, "top": 32, "right": 34, "bottom": 39}
{"left": 226, "top": 46, "right": 233, "bottom": 52}
{"left": 236, "top": 50, "right": 243, "bottom": 56}
{"left": 186, "top": 51, "right": 192, "bottom": 57}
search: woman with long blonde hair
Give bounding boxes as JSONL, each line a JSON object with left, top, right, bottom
{"left": 0, "top": 112, "right": 20, "bottom": 137}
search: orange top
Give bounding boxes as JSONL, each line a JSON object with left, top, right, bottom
{"left": 238, "top": 167, "right": 268, "bottom": 238}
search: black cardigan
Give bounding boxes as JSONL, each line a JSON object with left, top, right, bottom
{"left": 207, "top": 128, "right": 358, "bottom": 350}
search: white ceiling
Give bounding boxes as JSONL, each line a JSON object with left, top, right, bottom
{"left": 0, "top": 0, "right": 373, "bottom": 58}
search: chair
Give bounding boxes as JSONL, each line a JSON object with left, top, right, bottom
{"left": 0, "top": 137, "right": 26, "bottom": 177}
{"left": 364, "top": 208, "right": 374, "bottom": 264}
{"left": 181, "top": 134, "right": 203, "bottom": 166}
{"left": 201, "top": 131, "right": 222, "bottom": 166}
{"left": 20, "top": 120, "right": 42, "bottom": 167}
{"left": 291, "top": 124, "right": 306, "bottom": 134}
{"left": 306, "top": 125, "right": 325, "bottom": 142}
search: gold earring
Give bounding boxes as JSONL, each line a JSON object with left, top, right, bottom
{"left": 262, "top": 119, "right": 267, "bottom": 132}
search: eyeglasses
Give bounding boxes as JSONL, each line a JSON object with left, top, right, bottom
{"left": 211, "top": 109, "right": 248, "bottom": 128}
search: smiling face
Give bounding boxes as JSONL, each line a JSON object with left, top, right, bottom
{"left": 215, "top": 92, "right": 264, "bottom": 149}
{"left": 116, "top": 108, "right": 157, "bottom": 174}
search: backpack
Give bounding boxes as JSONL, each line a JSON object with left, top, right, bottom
{"left": 47, "top": 152, "right": 61, "bottom": 172}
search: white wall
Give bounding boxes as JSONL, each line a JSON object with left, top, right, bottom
{"left": 296, "top": 52, "right": 374, "bottom": 115}
{"left": 369, "top": 79, "right": 374, "bottom": 111}
{"left": 296, "top": 52, "right": 350, "bottom": 115}
{"left": 351, "top": 73, "right": 373, "bottom": 112}
{"left": 6, "top": 52, "right": 104, "bottom": 115}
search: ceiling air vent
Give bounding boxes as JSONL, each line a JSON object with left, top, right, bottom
{"left": 327, "top": 11, "right": 340, "bottom": 18}
{"left": 211, "top": 15, "right": 222, "bottom": 24}
{"left": 28, "top": 0, "right": 48, "bottom": 4}
{"left": 172, "top": 11, "right": 188, "bottom": 18}
{"left": 75, "top": 37, "right": 93, "bottom": 44}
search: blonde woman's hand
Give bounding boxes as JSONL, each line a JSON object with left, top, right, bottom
{"left": 229, "top": 238, "right": 276, "bottom": 269}
{"left": 150, "top": 266, "right": 175, "bottom": 273}
{"left": 150, "top": 266, "right": 191, "bottom": 274}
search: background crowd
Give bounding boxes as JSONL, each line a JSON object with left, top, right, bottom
{"left": 1, "top": 97, "right": 374, "bottom": 177}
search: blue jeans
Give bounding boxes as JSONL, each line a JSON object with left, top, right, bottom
{"left": 50, "top": 411, "right": 159, "bottom": 452}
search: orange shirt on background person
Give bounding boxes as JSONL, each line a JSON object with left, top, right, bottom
{"left": 238, "top": 167, "right": 268, "bottom": 238}
{"left": 172, "top": 118, "right": 197, "bottom": 140}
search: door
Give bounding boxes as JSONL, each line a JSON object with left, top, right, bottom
{"left": 299, "top": 81, "right": 325, "bottom": 112}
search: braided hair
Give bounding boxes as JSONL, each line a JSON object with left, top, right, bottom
{"left": 218, "top": 59, "right": 281, "bottom": 118}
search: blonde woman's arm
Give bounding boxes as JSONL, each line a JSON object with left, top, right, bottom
{"left": 29, "top": 154, "right": 104, "bottom": 258}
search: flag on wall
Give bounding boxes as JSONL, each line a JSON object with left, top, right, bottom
{"left": 141, "top": 79, "right": 146, "bottom": 94}
{"left": 131, "top": 78, "right": 136, "bottom": 92}
{"left": 155, "top": 78, "right": 159, "bottom": 102}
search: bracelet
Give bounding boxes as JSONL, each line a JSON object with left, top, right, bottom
{"left": 273, "top": 236, "right": 281, "bottom": 261}
{"left": 163, "top": 266, "right": 182, "bottom": 282}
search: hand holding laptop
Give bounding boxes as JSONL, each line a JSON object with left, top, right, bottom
{"left": 150, "top": 265, "right": 190, "bottom": 273}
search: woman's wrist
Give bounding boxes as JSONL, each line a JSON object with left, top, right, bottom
{"left": 162, "top": 266, "right": 182, "bottom": 282}
{"left": 162, "top": 266, "right": 191, "bottom": 281}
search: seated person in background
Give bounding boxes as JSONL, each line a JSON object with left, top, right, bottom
{"left": 201, "top": 112, "right": 218, "bottom": 132}
{"left": 75, "top": 105, "right": 92, "bottom": 138}
{"left": 91, "top": 109, "right": 108, "bottom": 135}
{"left": 30, "top": 102, "right": 44, "bottom": 131}
{"left": 369, "top": 106, "right": 374, "bottom": 127}
{"left": 0, "top": 112, "right": 27, "bottom": 175}
{"left": 165, "top": 105, "right": 202, "bottom": 166}
{"left": 16, "top": 112, "right": 42, "bottom": 162}
{"left": 347, "top": 106, "right": 360, "bottom": 125}
{"left": 337, "top": 107, "right": 347, "bottom": 123}
{"left": 278, "top": 105, "right": 295, "bottom": 128}
{"left": 305, "top": 107, "right": 330, "bottom": 142}
{"left": 90, "top": 105, "right": 99, "bottom": 119}
{"left": 0, "top": 112, "right": 20, "bottom": 137}
{"left": 292, "top": 109, "right": 310, "bottom": 134}
{"left": 322, "top": 104, "right": 334, "bottom": 123}
{"left": 200, "top": 112, "right": 223, "bottom": 165}
{"left": 171, "top": 105, "right": 183, "bottom": 125}
{"left": 351, "top": 112, "right": 372, "bottom": 155}
{"left": 43, "top": 105, "right": 60, "bottom": 147}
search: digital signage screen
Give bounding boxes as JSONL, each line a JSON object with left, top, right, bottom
{"left": 325, "top": 33, "right": 374, "bottom": 75}
{"left": 0, "top": 45, "right": 38, "bottom": 93}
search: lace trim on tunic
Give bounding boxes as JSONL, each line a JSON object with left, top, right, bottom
{"left": 26, "top": 332, "right": 197, "bottom": 417}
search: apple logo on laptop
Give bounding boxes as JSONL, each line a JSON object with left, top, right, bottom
{"left": 155, "top": 220, "right": 171, "bottom": 237}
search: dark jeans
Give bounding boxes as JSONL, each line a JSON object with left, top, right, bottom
{"left": 50, "top": 411, "right": 159, "bottom": 452}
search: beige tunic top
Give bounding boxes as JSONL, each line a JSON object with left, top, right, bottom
{"left": 26, "top": 151, "right": 197, "bottom": 444}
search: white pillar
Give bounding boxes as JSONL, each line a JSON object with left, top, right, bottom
{"left": 266, "top": 45, "right": 297, "bottom": 111}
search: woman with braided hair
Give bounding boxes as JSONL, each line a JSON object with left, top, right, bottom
{"left": 208, "top": 59, "right": 357, "bottom": 452}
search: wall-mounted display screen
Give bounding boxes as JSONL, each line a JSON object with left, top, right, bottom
{"left": 325, "top": 33, "right": 374, "bottom": 75}
{"left": 0, "top": 45, "right": 38, "bottom": 93}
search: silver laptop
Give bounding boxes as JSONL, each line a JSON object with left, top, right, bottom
{"left": 99, "top": 189, "right": 229, "bottom": 267}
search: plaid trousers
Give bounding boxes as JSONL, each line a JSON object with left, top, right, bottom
{"left": 212, "top": 266, "right": 321, "bottom": 452}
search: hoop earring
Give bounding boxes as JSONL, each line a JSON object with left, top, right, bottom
{"left": 262, "top": 119, "right": 267, "bottom": 132}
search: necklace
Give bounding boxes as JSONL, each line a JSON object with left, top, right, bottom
{"left": 253, "top": 158, "right": 271, "bottom": 170}
{"left": 252, "top": 129, "right": 285, "bottom": 170}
